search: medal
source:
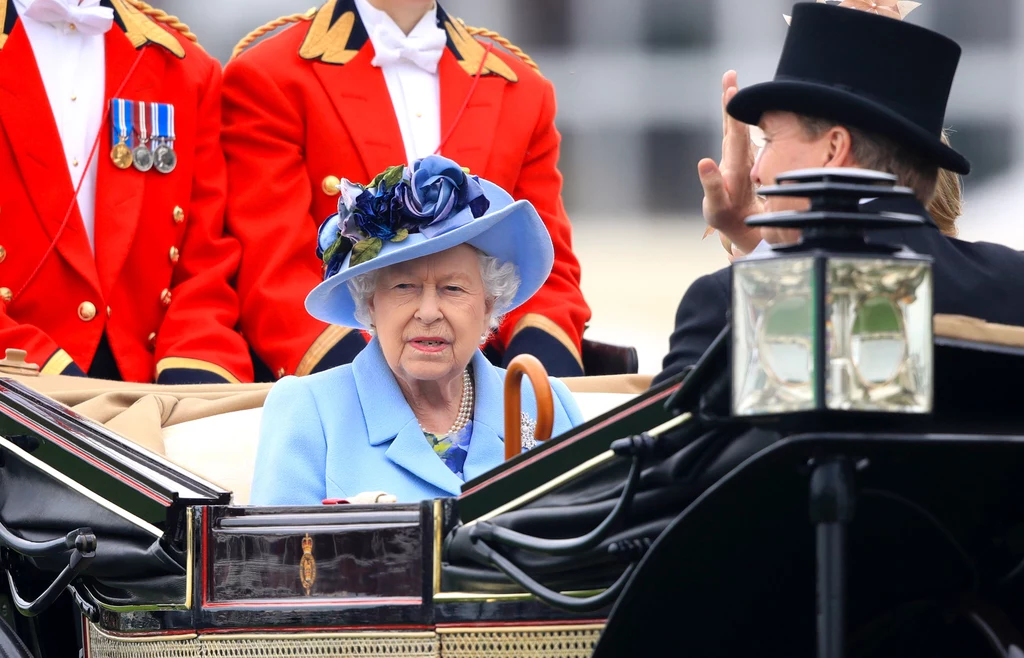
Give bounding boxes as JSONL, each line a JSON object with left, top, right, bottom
{"left": 132, "top": 101, "right": 154, "bottom": 173}
{"left": 109, "top": 99, "right": 134, "bottom": 170}
{"left": 153, "top": 103, "right": 177, "bottom": 174}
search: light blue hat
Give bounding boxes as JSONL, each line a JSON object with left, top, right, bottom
{"left": 305, "top": 155, "right": 555, "bottom": 329}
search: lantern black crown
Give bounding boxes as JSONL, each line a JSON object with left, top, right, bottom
{"left": 745, "top": 168, "right": 929, "bottom": 253}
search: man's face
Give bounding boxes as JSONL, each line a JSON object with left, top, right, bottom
{"left": 750, "top": 111, "right": 835, "bottom": 214}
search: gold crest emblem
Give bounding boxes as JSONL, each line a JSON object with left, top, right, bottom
{"left": 299, "top": 533, "right": 317, "bottom": 596}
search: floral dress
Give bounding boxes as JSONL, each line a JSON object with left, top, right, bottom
{"left": 423, "top": 422, "right": 474, "bottom": 481}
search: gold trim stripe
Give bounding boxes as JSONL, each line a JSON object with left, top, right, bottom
{"left": 0, "top": 437, "right": 163, "bottom": 538}
{"left": 512, "top": 313, "right": 583, "bottom": 370}
{"left": 200, "top": 632, "right": 437, "bottom": 642}
{"left": 155, "top": 357, "right": 241, "bottom": 384}
{"left": 295, "top": 325, "right": 355, "bottom": 377}
{"left": 432, "top": 499, "right": 443, "bottom": 595}
{"left": 40, "top": 349, "right": 74, "bottom": 375}
{"left": 433, "top": 589, "right": 604, "bottom": 603}
{"left": 89, "top": 624, "right": 197, "bottom": 643}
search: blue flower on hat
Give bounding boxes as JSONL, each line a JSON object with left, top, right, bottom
{"left": 316, "top": 156, "right": 491, "bottom": 276}
{"left": 401, "top": 157, "right": 489, "bottom": 237}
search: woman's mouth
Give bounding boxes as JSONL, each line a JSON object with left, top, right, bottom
{"left": 409, "top": 338, "right": 449, "bottom": 353}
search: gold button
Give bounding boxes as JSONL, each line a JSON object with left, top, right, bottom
{"left": 322, "top": 175, "right": 341, "bottom": 196}
{"left": 71, "top": 94, "right": 77, "bottom": 102}
{"left": 0, "top": 287, "right": 11, "bottom": 303}
{"left": 106, "top": 306, "right": 112, "bottom": 318}
{"left": 72, "top": 158, "right": 79, "bottom": 167}
{"left": 147, "top": 331, "right": 157, "bottom": 351}
{"left": 169, "top": 246, "right": 180, "bottom": 264}
{"left": 77, "top": 301, "right": 96, "bottom": 322}
{"left": 0, "top": 246, "right": 6, "bottom": 263}
{"left": 173, "top": 206, "right": 185, "bottom": 224}
{"left": 160, "top": 289, "right": 172, "bottom": 306}
{"left": 415, "top": 111, "right": 423, "bottom": 118}
{"left": 68, "top": 23, "right": 77, "bottom": 31}
{"left": 276, "top": 367, "right": 286, "bottom": 379}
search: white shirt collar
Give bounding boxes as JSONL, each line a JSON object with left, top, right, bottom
{"left": 354, "top": 0, "right": 440, "bottom": 46}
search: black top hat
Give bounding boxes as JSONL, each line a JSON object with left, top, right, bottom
{"left": 727, "top": 2, "right": 970, "bottom": 174}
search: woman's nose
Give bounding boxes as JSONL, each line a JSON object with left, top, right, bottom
{"left": 414, "top": 288, "right": 443, "bottom": 324}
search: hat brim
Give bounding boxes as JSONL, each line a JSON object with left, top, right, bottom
{"left": 727, "top": 79, "right": 970, "bottom": 175}
{"left": 304, "top": 180, "right": 555, "bottom": 328}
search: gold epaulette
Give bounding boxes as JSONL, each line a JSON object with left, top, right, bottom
{"left": 121, "top": 0, "right": 201, "bottom": 48}
{"left": 231, "top": 7, "right": 317, "bottom": 61}
{"left": 456, "top": 19, "right": 541, "bottom": 75}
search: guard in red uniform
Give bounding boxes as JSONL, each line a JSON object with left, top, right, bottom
{"left": 223, "top": 0, "right": 591, "bottom": 379}
{"left": 0, "top": 0, "right": 252, "bottom": 384}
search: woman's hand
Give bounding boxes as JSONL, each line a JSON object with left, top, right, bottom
{"left": 699, "top": 70, "right": 765, "bottom": 255}
{"left": 348, "top": 491, "right": 398, "bottom": 504}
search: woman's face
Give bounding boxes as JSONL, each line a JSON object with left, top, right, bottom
{"left": 370, "top": 245, "right": 492, "bottom": 387}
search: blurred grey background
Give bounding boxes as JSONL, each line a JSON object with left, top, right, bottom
{"left": 160, "top": 0, "right": 1021, "bottom": 374}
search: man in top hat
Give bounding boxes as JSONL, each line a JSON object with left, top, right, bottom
{"left": 222, "top": 0, "right": 591, "bottom": 380}
{"left": 655, "top": 1, "right": 1024, "bottom": 385}
{"left": 0, "top": 0, "right": 252, "bottom": 383}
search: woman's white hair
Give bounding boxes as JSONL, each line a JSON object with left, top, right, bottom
{"left": 347, "top": 249, "right": 521, "bottom": 335}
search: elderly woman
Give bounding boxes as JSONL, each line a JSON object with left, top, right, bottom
{"left": 250, "top": 156, "right": 584, "bottom": 505}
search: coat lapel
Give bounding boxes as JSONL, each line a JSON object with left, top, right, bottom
{"left": 352, "top": 342, "right": 506, "bottom": 495}
{"left": 312, "top": 47, "right": 407, "bottom": 181}
{"left": 0, "top": 22, "right": 100, "bottom": 289}
{"left": 437, "top": 49, "right": 505, "bottom": 176}
{"left": 352, "top": 340, "right": 462, "bottom": 495}
{"left": 93, "top": 28, "right": 164, "bottom": 294}
{"left": 461, "top": 350, "right": 508, "bottom": 482}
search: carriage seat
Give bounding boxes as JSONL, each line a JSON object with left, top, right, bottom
{"left": 161, "top": 375, "right": 651, "bottom": 505}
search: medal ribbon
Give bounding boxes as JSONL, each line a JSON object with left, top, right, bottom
{"left": 151, "top": 101, "right": 163, "bottom": 146}
{"left": 110, "top": 98, "right": 134, "bottom": 147}
{"left": 156, "top": 103, "right": 174, "bottom": 149}
{"left": 135, "top": 100, "right": 147, "bottom": 145}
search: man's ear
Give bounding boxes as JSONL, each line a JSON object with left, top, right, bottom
{"left": 824, "top": 125, "right": 855, "bottom": 167}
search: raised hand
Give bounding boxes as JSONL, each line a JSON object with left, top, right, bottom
{"left": 699, "top": 71, "right": 764, "bottom": 254}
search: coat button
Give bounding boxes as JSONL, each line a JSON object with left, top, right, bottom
{"left": 322, "top": 175, "right": 341, "bottom": 196}
{"left": 147, "top": 331, "right": 157, "bottom": 350}
{"left": 78, "top": 301, "right": 97, "bottom": 321}
{"left": 0, "top": 287, "right": 11, "bottom": 303}
{"left": 173, "top": 206, "right": 185, "bottom": 224}
{"left": 160, "top": 289, "right": 172, "bottom": 306}
{"left": 276, "top": 367, "right": 286, "bottom": 379}
{"left": 169, "top": 246, "right": 180, "bottom": 264}
{"left": 106, "top": 306, "right": 112, "bottom": 318}
{"left": 0, "top": 245, "right": 6, "bottom": 263}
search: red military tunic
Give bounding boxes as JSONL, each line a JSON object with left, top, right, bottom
{"left": 0, "top": 1, "right": 252, "bottom": 383}
{"left": 222, "top": 0, "right": 590, "bottom": 378}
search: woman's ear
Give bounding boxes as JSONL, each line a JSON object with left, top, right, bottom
{"left": 825, "top": 125, "right": 854, "bottom": 167}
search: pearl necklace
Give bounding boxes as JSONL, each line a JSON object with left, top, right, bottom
{"left": 419, "top": 369, "right": 474, "bottom": 438}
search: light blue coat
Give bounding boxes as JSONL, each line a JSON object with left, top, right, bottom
{"left": 250, "top": 339, "right": 584, "bottom": 505}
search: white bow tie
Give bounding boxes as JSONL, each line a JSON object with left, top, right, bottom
{"left": 370, "top": 20, "right": 447, "bottom": 73}
{"left": 23, "top": 0, "right": 114, "bottom": 36}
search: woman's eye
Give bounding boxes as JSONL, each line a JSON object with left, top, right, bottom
{"left": 394, "top": 283, "right": 415, "bottom": 290}
{"left": 444, "top": 285, "right": 465, "bottom": 293}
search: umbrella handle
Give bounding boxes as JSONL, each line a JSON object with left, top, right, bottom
{"left": 503, "top": 354, "right": 554, "bottom": 461}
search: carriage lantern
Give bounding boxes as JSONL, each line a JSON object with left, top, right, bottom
{"left": 731, "top": 168, "right": 934, "bottom": 418}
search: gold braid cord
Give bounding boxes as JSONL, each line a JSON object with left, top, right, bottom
{"left": 231, "top": 8, "right": 317, "bottom": 61}
{"left": 122, "top": 0, "right": 199, "bottom": 45}
{"left": 460, "top": 21, "right": 540, "bottom": 74}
